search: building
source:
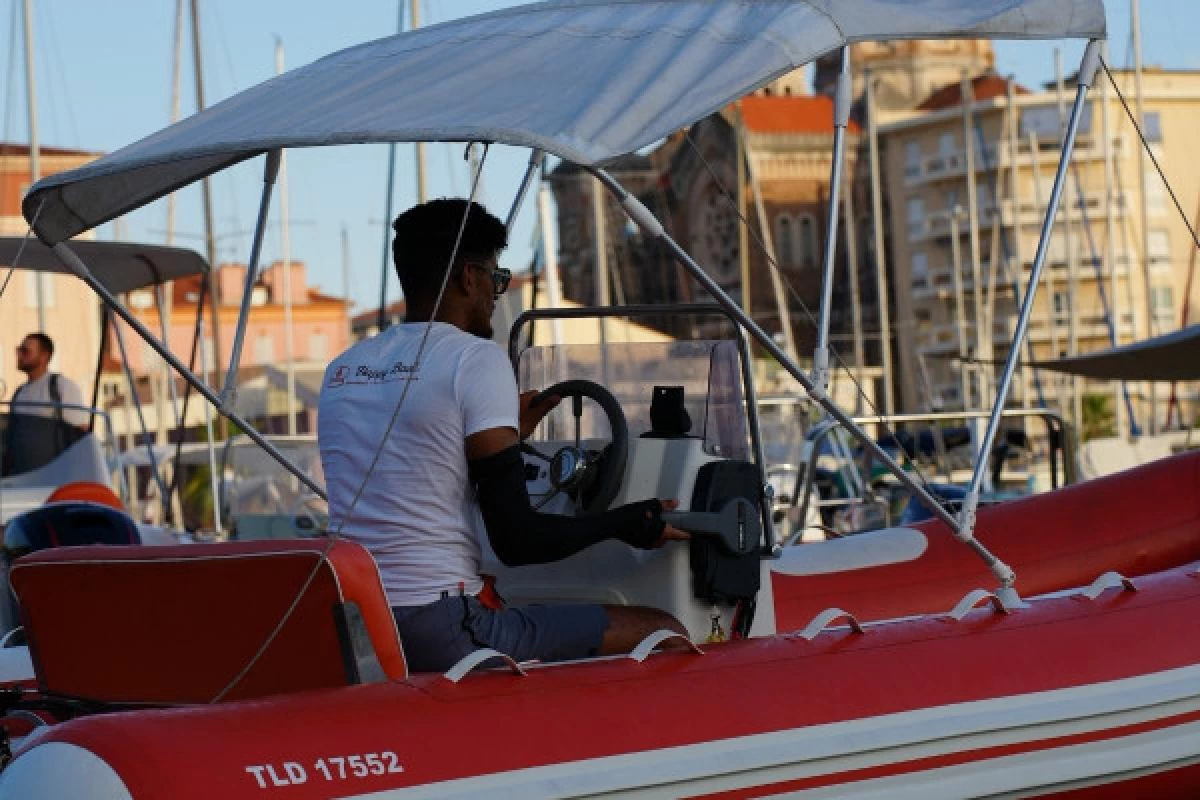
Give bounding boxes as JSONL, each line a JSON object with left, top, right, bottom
{"left": 1, "top": 143, "right": 104, "bottom": 407}
{"left": 105, "top": 259, "right": 351, "bottom": 435}
{"left": 879, "top": 67, "right": 1200, "bottom": 432}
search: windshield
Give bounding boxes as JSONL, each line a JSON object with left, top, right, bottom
{"left": 516, "top": 339, "right": 750, "bottom": 460}
{"left": 220, "top": 436, "right": 328, "bottom": 538}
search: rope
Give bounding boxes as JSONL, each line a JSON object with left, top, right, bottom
{"left": 210, "top": 145, "right": 491, "bottom": 703}
{"left": 1101, "top": 57, "right": 1200, "bottom": 251}
{"left": 681, "top": 131, "right": 937, "bottom": 498}
{"left": 0, "top": 200, "right": 45, "bottom": 301}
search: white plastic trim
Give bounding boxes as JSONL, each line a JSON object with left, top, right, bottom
{"left": 792, "top": 608, "right": 864, "bottom": 642}
{"left": 1080, "top": 571, "right": 1138, "bottom": 600}
{"left": 627, "top": 630, "right": 703, "bottom": 663}
{"left": 441, "top": 649, "right": 527, "bottom": 683}
{"left": 947, "top": 589, "right": 1012, "bottom": 621}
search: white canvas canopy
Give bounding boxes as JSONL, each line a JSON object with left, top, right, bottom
{"left": 1033, "top": 325, "right": 1200, "bottom": 382}
{"left": 0, "top": 238, "right": 208, "bottom": 294}
{"left": 24, "top": 0, "right": 1103, "bottom": 244}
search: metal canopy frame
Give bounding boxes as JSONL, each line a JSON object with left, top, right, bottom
{"left": 37, "top": 20, "right": 1104, "bottom": 593}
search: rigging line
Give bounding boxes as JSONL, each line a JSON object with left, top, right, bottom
{"left": 210, "top": 144, "right": 490, "bottom": 704}
{"left": 681, "top": 130, "right": 936, "bottom": 497}
{"left": 40, "top": 2, "right": 79, "bottom": 147}
{"left": 0, "top": 199, "right": 44, "bottom": 301}
{"left": 1101, "top": 57, "right": 1200, "bottom": 252}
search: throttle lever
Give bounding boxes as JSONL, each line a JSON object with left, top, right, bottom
{"left": 662, "top": 498, "right": 761, "bottom": 556}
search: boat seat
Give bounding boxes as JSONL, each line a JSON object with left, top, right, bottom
{"left": 9, "top": 538, "right": 406, "bottom": 705}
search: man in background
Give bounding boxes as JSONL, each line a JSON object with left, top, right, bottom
{"left": 2, "top": 333, "right": 89, "bottom": 476}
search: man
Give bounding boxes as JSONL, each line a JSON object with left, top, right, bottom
{"left": 319, "top": 198, "right": 687, "bottom": 672}
{"left": 2, "top": 333, "right": 89, "bottom": 476}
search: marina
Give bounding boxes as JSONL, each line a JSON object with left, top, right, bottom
{"left": 0, "top": 0, "right": 1198, "bottom": 797}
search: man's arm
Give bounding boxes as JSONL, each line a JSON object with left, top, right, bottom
{"left": 466, "top": 426, "right": 683, "bottom": 567}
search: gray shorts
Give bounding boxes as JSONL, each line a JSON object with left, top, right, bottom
{"left": 392, "top": 595, "right": 609, "bottom": 673}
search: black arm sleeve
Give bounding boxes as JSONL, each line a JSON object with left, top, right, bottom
{"left": 468, "top": 445, "right": 665, "bottom": 567}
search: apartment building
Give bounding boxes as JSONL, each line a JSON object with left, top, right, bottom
{"left": 880, "top": 68, "right": 1200, "bottom": 431}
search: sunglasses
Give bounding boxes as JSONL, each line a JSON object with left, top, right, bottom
{"left": 465, "top": 261, "right": 512, "bottom": 298}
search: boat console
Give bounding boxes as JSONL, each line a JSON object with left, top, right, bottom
{"left": 486, "top": 332, "right": 777, "bottom": 640}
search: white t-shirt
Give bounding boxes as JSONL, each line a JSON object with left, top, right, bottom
{"left": 317, "top": 322, "right": 518, "bottom": 607}
{"left": 11, "top": 373, "right": 89, "bottom": 428}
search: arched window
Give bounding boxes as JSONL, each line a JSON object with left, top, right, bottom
{"left": 775, "top": 213, "right": 796, "bottom": 267}
{"left": 798, "top": 214, "right": 818, "bottom": 269}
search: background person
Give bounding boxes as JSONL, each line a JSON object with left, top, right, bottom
{"left": 2, "top": 333, "right": 90, "bottom": 476}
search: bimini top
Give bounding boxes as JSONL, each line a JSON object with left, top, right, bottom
{"left": 1033, "top": 325, "right": 1200, "bottom": 382}
{"left": 24, "top": 0, "right": 1104, "bottom": 245}
{"left": 0, "top": 237, "right": 208, "bottom": 294}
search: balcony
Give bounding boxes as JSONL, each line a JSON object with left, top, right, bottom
{"left": 903, "top": 135, "right": 1110, "bottom": 186}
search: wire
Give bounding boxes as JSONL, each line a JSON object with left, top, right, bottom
{"left": 1101, "top": 56, "right": 1200, "bottom": 252}
{"left": 209, "top": 144, "right": 490, "bottom": 703}
{"left": 681, "top": 131, "right": 936, "bottom": 496}
{"left": 0, "top": 199, "right": 43, "bottom": 301}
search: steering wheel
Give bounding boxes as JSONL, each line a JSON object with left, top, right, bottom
{"left": 522, "top": 379, "right": 628, "bottom": 514}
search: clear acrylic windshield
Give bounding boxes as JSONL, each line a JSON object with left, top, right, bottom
{"left": 517, "top": 339, "right": 750, "bottom": 460}
{"left": 221, "top": 436, "right": 328, "bottom": 538}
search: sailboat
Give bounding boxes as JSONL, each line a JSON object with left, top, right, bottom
{"left": 2, "top": 2, "right": 1199, "bottom": 797}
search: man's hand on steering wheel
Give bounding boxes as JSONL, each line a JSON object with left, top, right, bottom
{"left": 519, "top": 389, "right": 561, "bottom": 440}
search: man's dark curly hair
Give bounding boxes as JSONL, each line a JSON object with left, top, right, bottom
{"left": 392, "top": 198, "right": 507, "bottom": 306}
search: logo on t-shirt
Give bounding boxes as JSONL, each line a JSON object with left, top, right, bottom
{"left": 326, "top": 362, "right": 419, "bottom": 388}
{"left": 328, "top": 366, "right": 349, "bottom": 387}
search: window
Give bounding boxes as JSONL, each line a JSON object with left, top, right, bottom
{"left": 1052, "top": 290, "right": 1071, "bottom": 326}
{"left": 911, "top": 252, "right": 929, "bottom": 290}
{"left": 1148, "top": 229, "right": 1171, "bottom": 270}
{"left": 938, "top": 133, "right": 956, "bottom": 157}
{"left": 775, "top": 213, "right": 797, "bottom": 267}
{"left": 798, "top": 214, "right": 818, "bottom": 269}
{"left": 906, "top": 198, "right": 926, "bottom": 238}
{"left": 251, "top": 287, "right": 269, "bottom": 307}
{"left": 1151, "top": 286, "right": 1174, "bottom": 325}
{"left": 309, "top": 332, "right": 329, "bottom": 362}
{"left": 944, "top": 189, "right": 959, "bottom": 215}
{"left": 1142, "top": 111, "right": 1163, "bottom": 143}
{"left": 254, "top": 334, "right": 275, "bottom": 365}
{"left": 24, "top": 273, "right": 54, "bottom": 310}
{"left": 904, "top": 141, "right": 921, "bottom": 179}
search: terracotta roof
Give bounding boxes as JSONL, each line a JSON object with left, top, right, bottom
{"left": 0, "top": 142, "right": 103, "bottom": 157}
{"left": 352, "top": 299, "right": 406, "bottom": 328}
{"left": 737, "top": 94, "right": 859, "bottom": 135}
{"left": 918, "top": 74, "right": 1030, "bottom": 111}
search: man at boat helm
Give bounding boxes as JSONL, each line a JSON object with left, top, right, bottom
{"left": 3, "top": 333, "right": 89, "bottom": 477}
{"left": 319, "top": 198, "right": 688, "bottom": 672}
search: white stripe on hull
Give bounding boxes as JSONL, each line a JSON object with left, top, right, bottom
{"left": 348, "top": 663, "right": 1200, "bottom": 799}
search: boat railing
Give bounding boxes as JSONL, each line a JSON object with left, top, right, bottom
{"left": 790, "top": 407, "right": 1074, "bottom": 536}
{"left": 0, "top": 400, "right": 128, "bottom": 501}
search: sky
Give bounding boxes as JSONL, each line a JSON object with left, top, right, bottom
{"left": 1, "top": 0, "right": 1197, "bottom": 319}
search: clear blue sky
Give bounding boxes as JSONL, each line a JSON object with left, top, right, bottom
{"left": 1, "top": 0, "right": 1196, "bottom": 317}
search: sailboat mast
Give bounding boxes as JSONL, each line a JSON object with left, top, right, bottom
{"left": 189, "top": 0, "right": 223, "bottom": 434}
{"left": 22, "top": 0, "right": 44, "bottom": 330}
{"left": 411, "top": 0, "right": 426, "bottom": 204}
{"left": 1130, "top": 0, "right": 1156, "bottom": 434}
{"left": 865, "top": 71, "right": 895, "bottom": 416}
{"left": 376, "top": 0, "right": 405, "bottom": 332}
{"left": 275, "top": 39, "right": 297, "bottom": 437}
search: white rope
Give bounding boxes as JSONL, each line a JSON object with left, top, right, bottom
{"left": 210, "top": 145, "right": 491, "bottom": 703}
